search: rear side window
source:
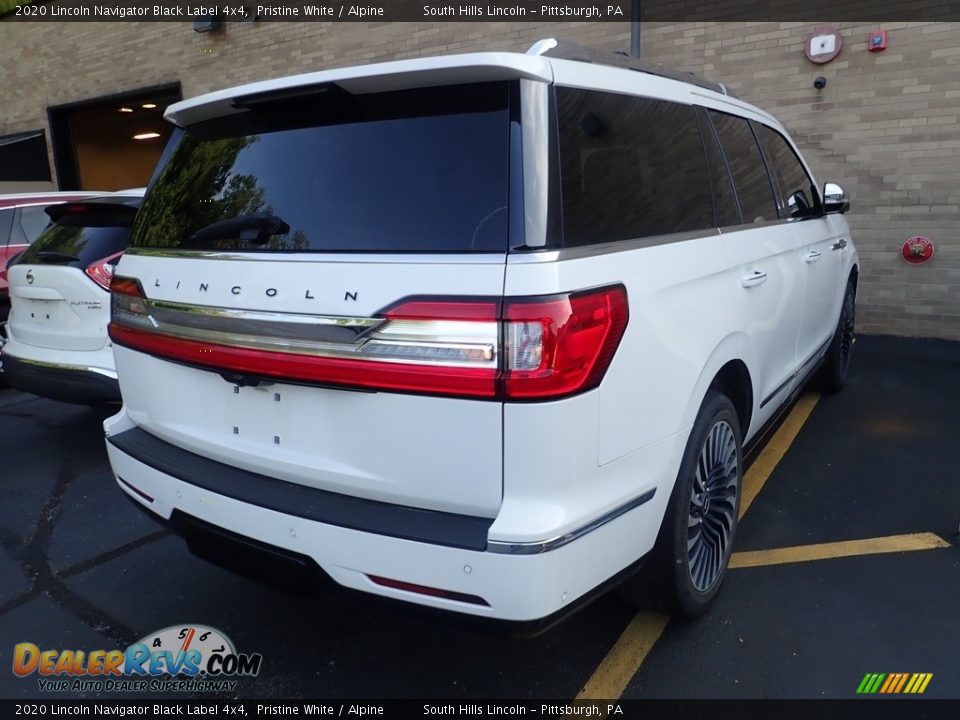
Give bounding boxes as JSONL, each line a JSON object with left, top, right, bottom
{"left": 697, "top": 109, "right": 740, "bottom": 227}
{"left": 18, "top": 225, "right": 131, "bottom": 268}
{"left": 0, "top": 209, "right": 12, "bottom": 246}
{"left": 708, "top": 111, "right": 778, "bottom": 224}
{"left": 131, "top": 83, "right": 511, "bottom": 254}
{"left": 755, "top": 124, "right": 820, "bottom": 219}
{"left": 556, "top": 88, "right": 714, "bottom": 247}
{"left": 18, "top": 206, "right": 52, "bottom": 244}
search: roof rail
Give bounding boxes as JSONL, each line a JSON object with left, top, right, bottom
{"left": 526, "top": 38, "right": 736, "bottom": 98}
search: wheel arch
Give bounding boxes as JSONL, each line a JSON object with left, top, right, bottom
{"left": 680, "top": 332, "right": 757, "bottom": 441}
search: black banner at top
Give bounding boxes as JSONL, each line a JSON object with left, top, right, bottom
{"left": 4, "top": 0, "right": 960, "bottom": 21}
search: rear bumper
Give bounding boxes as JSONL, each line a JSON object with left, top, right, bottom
{"left": 1, "top": 346, "right": 120, "bottom": 404}
{"left": 104, "top": 407, "right": 667, "bottom": 622}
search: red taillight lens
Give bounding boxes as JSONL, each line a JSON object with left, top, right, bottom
{"left": 108, "top": 280, "right": 628, "bottom": 402}
{"left": 502, "top": 286, "right": 629, "bottom": 399}
{"left": 109, "top": 275, "right": 144, "bottom": 297}
{"left": 85, "top": 251, "right": 124, "bottom": 291}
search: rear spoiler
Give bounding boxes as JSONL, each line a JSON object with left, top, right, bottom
{"left": 46, "top": 197, "right": 143, "bottom": 227}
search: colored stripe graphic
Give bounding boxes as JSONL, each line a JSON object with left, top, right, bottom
{"left": 857, "top": 673, "right": 932, "bottom": 694}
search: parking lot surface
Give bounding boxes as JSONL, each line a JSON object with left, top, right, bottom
{"left": 1, "top": 335, "right": 958, "bottom": 699}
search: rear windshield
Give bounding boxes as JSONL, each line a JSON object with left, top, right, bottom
{"left": 131, "top": 82, "right": 511, "bottom": 254}
{"left": 18, "top": 225, "right": 131, "bottom": 267}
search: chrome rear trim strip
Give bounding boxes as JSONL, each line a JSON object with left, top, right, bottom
{"left": 3, "top": 354, "right": 118, "bottom": 380}
{"left": 486, "top": 488, "right": 656, "bottom": 555}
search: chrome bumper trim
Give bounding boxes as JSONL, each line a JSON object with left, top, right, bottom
{"left": 486, "top": 488, "right": 656, "bottom": 555}
{"left": 2, "top": 353, "right": 118, "bottom": 380}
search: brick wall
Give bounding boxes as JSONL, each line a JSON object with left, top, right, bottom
{"left": 640, "top": 22, "right": 960, "bottom": 340}
{"left": 0, "top": 21, "right": 957, "bottom": 339}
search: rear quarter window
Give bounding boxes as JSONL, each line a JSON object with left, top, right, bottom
{"left": 556, "top": 88, "right": 715, "bottom": 247}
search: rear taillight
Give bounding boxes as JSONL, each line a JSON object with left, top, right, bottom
{"left": 85, "top": 251, "right": 124, "bottom": 291}
{"left": 109, "top": 278, "right": 628, "bottom": 401}
{"left": 503, "top": 288, "right": 629, "bottom": 399}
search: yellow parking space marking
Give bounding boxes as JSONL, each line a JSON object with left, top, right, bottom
{"left": 575, "top": 393, "right": 819, "bottom": 702}
{"left": 739, "top": 393, "right": 820, "bottom": 519}
{"left": 729, "top": 532, "right": 950, "bottom": 569}
{"left": 575, "top": 612, "right": 670, "bottom": 701}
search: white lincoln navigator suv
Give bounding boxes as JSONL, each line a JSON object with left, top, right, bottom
{"left": 104, "top": 40, "right": 858, "bottom": 624}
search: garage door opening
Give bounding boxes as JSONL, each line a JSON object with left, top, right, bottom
{"left": 48, "top": 84, "right": 181, "bottom": 192}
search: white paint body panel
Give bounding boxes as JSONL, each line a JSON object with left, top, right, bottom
{"left": 105, "top": 50, "right": 859, "bottom": 621}
{"left": 7, "top": 265, "right": 112, "bottom": 352}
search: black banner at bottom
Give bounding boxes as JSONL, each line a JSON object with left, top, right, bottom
{"left": 2, "top": 699, "right": 958, "bottom": 719}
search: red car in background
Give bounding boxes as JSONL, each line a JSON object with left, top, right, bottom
{"left": 0, "top": 192, "right": 92, "bottom": 323}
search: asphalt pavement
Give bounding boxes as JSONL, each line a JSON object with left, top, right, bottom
{"left": 1, "top": 335, "right": 957, "bottom": 699}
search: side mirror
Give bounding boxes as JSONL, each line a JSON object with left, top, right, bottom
{"left": 823, "top": 182, "right": 850, "bottom": 214}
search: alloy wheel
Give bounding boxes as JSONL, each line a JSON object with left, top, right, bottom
{"left": 687, "top": 419, "right": 739, "bottom": 592}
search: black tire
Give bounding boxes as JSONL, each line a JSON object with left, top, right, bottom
{"left": 618, "top": 390, "right": 742, "bottom": 617}
{"left": 817, "top": 281, "right": 856, "bottom": 394}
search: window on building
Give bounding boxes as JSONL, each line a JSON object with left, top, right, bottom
{"left": 0, "top": 131, "right": 51, "bottom": 182}
{"left": 556, "top": 88, "right": 715, "bottom": 247}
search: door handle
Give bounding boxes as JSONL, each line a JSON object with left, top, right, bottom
{"left": 740, "top": 270, "right": 768, "bottom": 288}
{"left": 831, "top": 238, "right": 848, "bottom": 251}
{"left": 804, "top": 250, "right": 822, "bottom": 263}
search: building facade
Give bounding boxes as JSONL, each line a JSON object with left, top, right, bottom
{"left": 1, "top": 20, "right": 957, "bottom": 339}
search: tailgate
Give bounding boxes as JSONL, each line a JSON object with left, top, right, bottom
{"left": 8, "top": 265, "right": 110, "bottom": 351}
{"left": 112, "top": 253, "right": 507, "bottom": 517}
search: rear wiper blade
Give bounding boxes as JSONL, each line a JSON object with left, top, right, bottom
{"left": 189, "top": 213, "right": 290, "bottom": 246}
{"left": 35, "top": 251, "right": 80, "bottom": 262}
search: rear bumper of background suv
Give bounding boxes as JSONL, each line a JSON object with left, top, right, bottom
{"left": 1, "top": 340, "right": 120, "bottom": 404}
{"left": 103, "top": 406, "right": 667, "bottom": 623}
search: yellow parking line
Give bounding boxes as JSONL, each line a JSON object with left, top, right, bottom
{"left": 575, "top": 394, "right": 820, "bottom": 701}
{"left": 574, "top": 612, "right": 670, "bottom": 701}
{"left": 739, "top": 393, "right": 820, "bottom": 519}
{"left": 729, "top": 532, "right": 950, "bottom": 569}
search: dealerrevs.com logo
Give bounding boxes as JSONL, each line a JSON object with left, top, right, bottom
{"left": 13, "top": 624, "right": 263, "bottom": 693}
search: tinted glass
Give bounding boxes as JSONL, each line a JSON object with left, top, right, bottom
{"left": 18, "top": 225, "right": 131, "bottom": 268}
{"left": 556, "top": 88, "right": 714, "bottom": 247}
{"left": 18, "top": 206, "right": 52, "bottom": 243}
{"left": 756, "top": 124, "right": 819, "bottom": 219}
{"left": 708, "top": 111, "right": 777, "bottom": 224}
{"left": 698, "top": 110, "right": 740, "bottom": 227}
{"left": 0, "top": 209, "right": 12, "bottom": 246}
{"left": 132, "top": 83, "right": 510, "bottom": 254}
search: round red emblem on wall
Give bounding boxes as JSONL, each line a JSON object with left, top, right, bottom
{"left": 901, "top": 236, "right": 935, "bottom": 265}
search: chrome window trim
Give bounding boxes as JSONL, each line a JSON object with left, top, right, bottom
{"left": 519, "top": 78, "right": 552, "bottom": 249}
{"left": 123, "top": 248, "right": 509, "bottom": 264}
{"left": 508, "top": 228, "right": 720, "bottom": 263}
{"left": 486, "top": 488, "right": 656, "bottom": 555}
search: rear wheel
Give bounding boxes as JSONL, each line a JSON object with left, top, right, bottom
{"left": 619, "top": 391, "right": 742, "bottom": 616}
{"left": 817, "top": 281, "right": 856, "bottom": 393}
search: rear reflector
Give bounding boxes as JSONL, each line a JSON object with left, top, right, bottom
{"left": 367, "top": 575, "right": 490, "bottom": 606}
{"left": 109, "top": 278, "right": 628, "bottom": 401}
